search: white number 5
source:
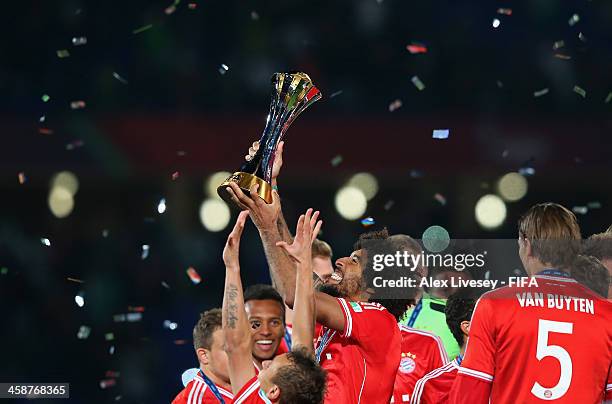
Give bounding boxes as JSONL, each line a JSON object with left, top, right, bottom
{"left": 531, "top": 319, "right": 573, "bottom": 400}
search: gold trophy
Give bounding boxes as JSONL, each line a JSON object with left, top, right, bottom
{"left": 217, "top": 72, "right": 322, "bottom": 207}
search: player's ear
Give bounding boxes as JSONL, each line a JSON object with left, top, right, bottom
{"left": 196, "top": 348, "right": 210, "bottom": 366}
{"left": 267, "top": 384, "right": 280, "bottom": 401}
{"left": 460, "top": 320, "right": 470, "bottom": 337}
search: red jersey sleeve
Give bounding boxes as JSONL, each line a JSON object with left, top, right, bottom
{"left": 233, "top": 376, "right": 266, "bottom": 404}
{"left": 337, "top": 298, "right": 395, "bottom": 342}
{"left": 447, "top": 375, "right": 491, "bottom": 404}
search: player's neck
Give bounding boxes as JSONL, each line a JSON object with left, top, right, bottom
{"left": 200, "top": 366, "right": 231, "bottom": 391}
{"left": 525, "top": 260, "right": 550, "bottom": 277}
{"left": 253, "top": 357, "right": 263, "bottom": 371}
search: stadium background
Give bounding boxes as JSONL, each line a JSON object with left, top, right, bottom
{"left": 0, "top": 0, "right": 611, "bottom": 402}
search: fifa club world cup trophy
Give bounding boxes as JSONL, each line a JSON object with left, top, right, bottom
{"left": 217, "top": 72, "right": 322, "bottom": 207}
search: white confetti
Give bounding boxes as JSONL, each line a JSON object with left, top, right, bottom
{"left": 157, "top": 198, "right": 166, "bottom": 214}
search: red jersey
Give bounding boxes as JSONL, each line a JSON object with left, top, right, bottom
{"left": 316, "top": 298, "right": 401, "bottom": 404}
{"left": 410, "top": 357, "right": 460, "bottom": 404}
{"left": 233, "top": 376, "right": 268, "bottom": 404}
{"left": 449, "top": 273, "right": 612, "bottom": 404}
{"left": 391, "top": 325, "right": 448, "bottom": 403}
{"left": 172, "top": 373, "right": 234, "bottom": 404}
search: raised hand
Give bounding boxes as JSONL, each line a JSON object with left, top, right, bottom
{"left": 275, "top": 208, "right": 322, "bottom": 265}
{"left": 222, "top": 210, "right": 249, "bottom": 269}
{"left": 225, "top": 182, "right": 281, "bottom": 233}
{"left": 244, "top": 140, "right": 285, "bottom": 184}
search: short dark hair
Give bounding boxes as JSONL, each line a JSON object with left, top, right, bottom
{"left": 445, "top": 290, "right": 479, "bottom": 347}
{"left": 518, "top": 203, "right": 581, "bottom": 269}
{"left": 571, "top": 255, "right": 610, "bottom": 298}
{"left": 243, "top": 284, "right": 285, "bottom": 322}
{"left": 371, "top": 298, "right": 415, "bottom": 321}
{"left": 193, "top": 308, "right": 222, "bottom": 351}
{"left": 583, "top": 232, "right": 612, "bottom": 260}
{"left": 273, "top": 347, "right": 327, "bottom": 404}
{"left": 353, "top": 228, "right": 394, "bottom": 292}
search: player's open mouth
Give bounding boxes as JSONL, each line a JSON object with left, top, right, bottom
{"left": 331, "top": 270, "right": 343, "bottom": 282}
{"left": 256, "top": 340, "right": 273, "bottom": 346}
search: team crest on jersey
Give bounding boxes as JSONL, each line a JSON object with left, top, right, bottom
{"left": 349, "top": 302, "right": 363, "bottom": 312}
{"left": 399, "top": 353, "right": 417, "bottom": 374}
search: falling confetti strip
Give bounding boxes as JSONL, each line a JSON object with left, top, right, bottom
{"left": 388, "top": 99, "right": 402, "bottom": 112}
{"left": 1, "top": 267, "right": 8, "bottom": 275}
{"left": 39, "top": 128, "right": 54, "bottom": 135}
{"left": 174, "top": 339, "right": 188, "bottom": 345}
{"left": 331, "top": 155, "right": 343, "bottom": 167}
{"left": 406, "top": 43, "right": 427, "bottom": 54}
{"left": 67, "top": 277, "right": 84, "bottom": 283}
{"left": 75, "top": 294, "right": 85, "bottom": 307}
{"left": 56, "top": 49, "right": 70, "bottom": 58}
{"left": 41, "top": 94, "right": 50, "bottom": 102}
{"left": 554, "top": 54, "right": 571, "bottom": 60}
{"left": 70, "top": 100, "right": 86, "bottom": 110}
{"left": 552, "top": 40, "right": 565, "bottom": 50}
{"left": 496, "top": 80, "right": 504, "bottom": 88}
{"left": 604, "top": 92, "right": 612, "bottom": 103}
{"left": 360, "top": 217, "right": 375, "bottom": 227}
{"left": 568, "top": 14, "right": 580, "bottom": 26}
{"left": 384, "top": 200, "right": 395, "bottom": 211}
{"left": 186, "top": 267, "right": 202, "bottom": 284}
{"left": 533, "top": 88, "right": 549, "bottom": 98}
{"left": 39, "top": 115, "right": 46, "bottom": 122}
{"left": 587, "top": 201, "right": 601, "bottom": 209}
{"left": 519, "top": 167, "right": 535, "bottom": 176}
{"left": 113, "top": 312, "right": 143, "bottom": 322}
{"left": 18, "top": 172, "right": 26, "bottom": 184}
{"left": 99, "top": 379, "right": 116, "bottom": 389}
{"left": 157, "top": 198, "right": 167, "bottom": 214}
{"left": 572, "top": 206, "right": 588, "bottom": 215}
{"left": 188, "top": 3, "right": 197, "bottom": 9}
{"left": 218, "top": 64, "right": 229, "bottom": 75}
{"left": 41, "top": 238, "right": 51, "bottom": 246}
{"left": 496, "top": 8, "right": 512, "bottom": 15}
{"left": 66, "top": 140, "right": 85, "bottom": 150}
{"left": 329, "top": 90, "right": 343, "bottom": 99}
{"left": 492, "top": 18, "right": 501, "bottom": 28}
{"left": 105, "top": 333, "right": 115, "bottom": 341}
{"left": 411, "top": 75, "right": 425, "bottom": 91}
{"left": 163, "top": 320, "right": 178, "bottom": 330}
{"left": 434, "top": 193, "right": 447, "bottom": 205}
{"left": 141, "top": 245, "right": 150, "bottom": 260}
{"left": 578, "top": 32, "right": 586, "bottom": 42}
{"left": 77, "top": 325, "right": 91, "bottom": 340}
{"left": 502, "top": 150, "right": 509, "bottom": 158}
{"left": 573, "top": 85, "right": 586, "bottom": 98}
{"left": 161, "top": 281, "right": 170, "bottom": 289}
{"left": 432, "top": 129, "right": 449, "bottom": 139}
{"left": 112, "top": 72, "right": 128, "bottom": 84}
{"left": 409, "top": 169, "right": 424, "bottom": 178}
{"left": 109, "top": 346, "right": 115, "bottom": 355}
{"left": 250, "top": 11, "right": 259, "bottom": 20}
{"left": 172, "top": 171, "right": 180, "bottom": 180}
{"left": 128, "top": 306, "right": 145, "bottom": 312}
{"left": 105, "top": 371, "right": 120, "bottom": 378}
{"left": 102, "top": 229, "right": 109, "bottom": 238}
{"left": 133, "top": 24, "right": 153, "bottom": 34}
{"left": 72, "top": 37, "right": 87, "bottom": 46}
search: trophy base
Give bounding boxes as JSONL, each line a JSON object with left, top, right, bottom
{"left": 217, "top": 172, "right": 272, "bottom": 208}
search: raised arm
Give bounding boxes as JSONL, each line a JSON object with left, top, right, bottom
{"left": 226, "top": 182, "right": 299, "bottom": 307}
{"left": 221, "top": 211, "right": 256, "bottom": 394}
{"left": 276, "top": 209, "right": 322, "bottom": 353}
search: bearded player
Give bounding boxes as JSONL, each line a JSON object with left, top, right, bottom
{"left": 229, "top": 145, "right": 401, "bottom": 403}
{"left": 222, "top": 209, "right": 326, "bottom": 403}
{"left": 449, "top": 203, "right": 612, "bottom": 403}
